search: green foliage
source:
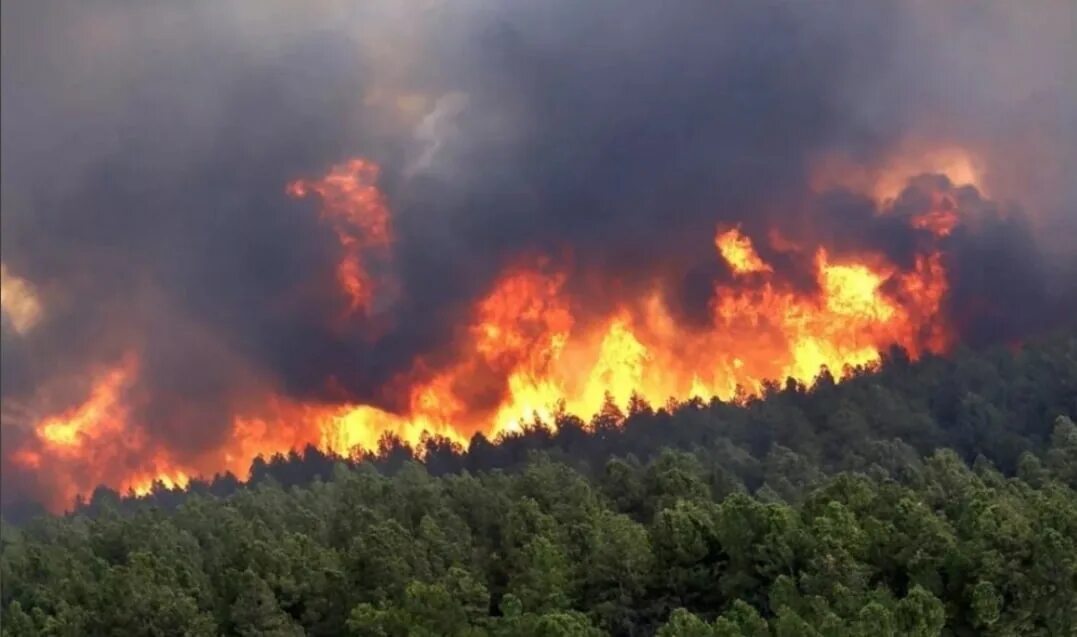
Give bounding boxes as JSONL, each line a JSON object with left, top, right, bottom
{"left": 2, "top": 333, "right": 1076, "bottom": 635}
{"left": 656, "top": 608, "right": 713, "bottom": 637}
{"left": 507, "top": 536, "right": 572, "bottom": 612}
{"left": 895, "top": 586, "right": 946, "bottom": 637}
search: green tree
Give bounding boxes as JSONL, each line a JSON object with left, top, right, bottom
{"left": 230, "top": 569, "right": 303, "bottom": 637}
{"left": 507, "top": 536, "right": 572, "bottom": 612}
{"left": 1, "top": 602, "right": 36, "bottom": 637}
{"left": 656, "top": 608, "right": 714, "bottom": 637}
{"left": 1046, "top": 416, "right": 1077, "bottom": 487}
{"left": 851, "top": 602, "right": 896, "bottom": 637}
{"left": 969, "top": 580, "right": 1001, "bottom": 629}
{"left": 895, "top": 586, "right": 945, "bottom": 637}
{"left": 713, "top": 600, "right": 768, "bottom": 637}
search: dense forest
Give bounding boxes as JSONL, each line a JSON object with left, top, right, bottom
{"left": 2, "top": 331, "right": 1076, "bottom": 636}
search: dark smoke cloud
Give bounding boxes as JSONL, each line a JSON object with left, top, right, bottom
{"left": 3, "top": 0, "right": 1075, "bottom": 507}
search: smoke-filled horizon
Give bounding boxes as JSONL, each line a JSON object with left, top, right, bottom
{"left": 3, "top": 0, "right": 1076, "bottom": 511}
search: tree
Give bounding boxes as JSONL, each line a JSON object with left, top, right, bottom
{"left": 895, "top": 586, "right": 945, "bottom": 637}
{"left": 656, "top": 608, "right": 714, "bottom": 637}
{"left": 1046, "top": 416, "right": 1077, "bottom": 487}
{"left": 347, "top": 569, "right": 490, "bottom": 637}
{"left": 1, "top": 602, "right": 36, "bottom": 637}
{"left": 507, "top": 536, "right": 572, "bottom": 612}
{"left": 713, "top": 600, "right": 768, "bottom": 637}
{"left": 851, "top": 602, "right": 896, "bottom": 637}
{"left": 969, "top": 580, "right": 1001, "bottom": 629}
{"left": 650, "top": 500, "right": 720, "bottom": 606}
{"left": 230, "top": 569, "right": 303, "bottom": 637}
{"left": 580, "top": 509, "right": 654, "bottom": 632}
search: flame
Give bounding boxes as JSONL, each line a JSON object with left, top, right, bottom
{"left": 34, "top": 355, "right": 137, "bottom": 450}
{"left": 716, "top": 227, "right": 773, "bottom": 275}
{"left": 11, "top": 159, "right": 960, "bottom": 512}
{"left": 911, "top": 209, "right": 959, "bottom": 238}
{"left": 909, "top": 190, "right": 962, "bottom": 238}
{"left": 127, "top": 467, "right": 191, "bottom": 498}
{"left": 8, "top": 354, "right": 192, "bottom": 508}
{"left": 287, "top": 158, "right": 393, "bottom": 313}
{"left": 310, "top": 228, "right": 948, "bottom": 449}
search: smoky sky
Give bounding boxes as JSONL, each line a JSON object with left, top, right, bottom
{"left": 2, "top": 1, "right": 1076, "bottom": 505}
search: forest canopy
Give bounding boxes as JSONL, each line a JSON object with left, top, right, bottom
{"left": 2, "top": 331, "right": 1076, "bottom": 636}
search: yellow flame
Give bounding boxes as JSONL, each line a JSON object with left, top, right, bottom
{"left": 716, "top": 228, "right": 773, "bottom": 274}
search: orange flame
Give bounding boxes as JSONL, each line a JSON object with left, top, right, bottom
{"left": 34, "top": 354, "right": 137, "bottom": 450}
{"left": 8, "top": 354, "right": 195, "bottom": 508}
{"left": 910, "top": 191, "right": 962, "bottom": 238}
{"left": 287, "top": 158, "right": 393, "bottom": 313}
{"left": 12, "top": 159, "right": 959, "bottom": 512}
{"left": 304, "top": 228, "right": 949, "bottom": 448}
{"left": 716, "top": 227, "right": 773, "bottom": 275}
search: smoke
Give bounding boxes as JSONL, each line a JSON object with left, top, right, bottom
{"left": 3, "top": 0, "right": 1075, "bottom": 509}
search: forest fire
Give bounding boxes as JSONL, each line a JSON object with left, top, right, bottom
{"left": 4, "top": 0, "right": 1073, "bottom": 519}
{"left": 6, "top": 157, "right": 962, "bottom": 512}
{"left": 4, "top": 5, "right": 1076, "bottom": 634}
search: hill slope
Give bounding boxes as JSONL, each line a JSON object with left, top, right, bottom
{"left": 2, "top": 332, "right": 1076, "bottom": 636}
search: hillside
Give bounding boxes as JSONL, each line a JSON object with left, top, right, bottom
{"left": 2, "top": 332, "right": 1076, "bottom": 636}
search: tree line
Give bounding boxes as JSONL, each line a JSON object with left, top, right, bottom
{"left": 2, "top": 331, "right": 1075, "bottom": 635}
